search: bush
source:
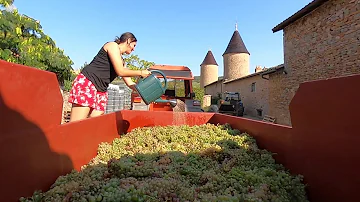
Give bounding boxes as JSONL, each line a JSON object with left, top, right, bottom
{"left": 63, "top": 72, "right": 77, "bottom": 92}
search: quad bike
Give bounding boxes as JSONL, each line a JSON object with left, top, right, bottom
{"left": 217, "top": 92, "right": 244, "bottom": 117}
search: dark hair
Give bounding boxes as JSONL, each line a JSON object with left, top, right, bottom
{"left": 115, "top": 32, "right": 137, "bottom": 44}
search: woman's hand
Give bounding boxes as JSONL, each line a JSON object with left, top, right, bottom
{"left": 129, "top": 84, "right": 137, "bottom": 92}
{"left": 123, "top": 77, "right": 137, "bottom": 92}
{"left": 140, "top": 69, "right": 151, "bottom": 78}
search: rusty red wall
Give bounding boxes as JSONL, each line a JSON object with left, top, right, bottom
{"left": 285, "top": 74, "right": 360, "bottom": 202}
{"left": 0, "top": 60, "right": 66, "bottom": 201}
{"left": 0, "top": 60, "right": 63, "bottom": 132}
{"left": 1, "top": 59, "right": 360, "bottom": 202}
{"left": 0, "top": 60, "right": 122, "bottom": 201}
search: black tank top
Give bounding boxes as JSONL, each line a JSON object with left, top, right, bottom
{"left": 81, "top": 46, "right": 119, "bottom": 92}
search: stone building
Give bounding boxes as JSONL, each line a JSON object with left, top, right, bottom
{"left": 200, "top": 50, "right": 218, "bottom": 88}
{"left": 221, "top": 66, "right": 274, "bottom": 118}
{"left": 202, "top": 0, "right": 360, "bottom": 126}
{"left": 223, "top": 23, "right": 250, "bottom": 81}
{"left": 202, "top": 25, "right": 275, "bottom": 118}
{"left": 268, "top": 0, "right": 360, "bottom": 126}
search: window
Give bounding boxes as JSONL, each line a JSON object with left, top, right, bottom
{"left": 251, "top": 82, "right": 256, "bottom": 92}
{"left": 160, "top": 78, "right": 188, "bottom": 97}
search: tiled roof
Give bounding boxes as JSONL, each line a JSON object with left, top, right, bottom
{"left": 223, "top": 30, "right": 250, "bottom": 56}
{"left": 204, "top": 64, "right": 284, "bottom": 87}
{"left": 272, "top": 0, "right": 329, "bottom": 32}
{"left": 223, "top": 64, "right": 284, "bottom": 84}
{"left": 200, "top": 50, "right": 218, "bottom": 66}
{"left": 204, "top": 77, "right": 223, "bottom": 88}
{"left": 259, "top": 64, "right": 285, "bottom": 75}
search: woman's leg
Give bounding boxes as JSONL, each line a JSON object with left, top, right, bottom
{"left": 89, "top": 91, "right": 108, "bottom": 118}
{"left": 89, "top": 109, "right": 105, "bottom": 117}
{"left": 67, "top": 73, "right": 97, "bottom": 122}
{"left": 70, "top": 103, "right": 91, "bottom": 122}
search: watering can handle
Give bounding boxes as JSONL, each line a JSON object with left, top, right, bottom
{"left": 150, "top": 70, "right": 167, "bottom": 90}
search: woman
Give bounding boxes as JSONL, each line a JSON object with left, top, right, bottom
{"left": 68, "top": 32, "right": 151, "bottom": 122}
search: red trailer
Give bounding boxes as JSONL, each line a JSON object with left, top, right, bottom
{"left": 0, "top": 60, "right": 359, "bottom": 202}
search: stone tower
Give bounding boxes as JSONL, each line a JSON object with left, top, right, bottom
{"left": 222, "top": 23, "right": 250, "bottom": 81}
{"left": 200, "top": 50, "right": 218, "bottom": 88}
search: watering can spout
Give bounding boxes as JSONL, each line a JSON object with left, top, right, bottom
{"left": 169, "top": 100, "right": 177, "bottom": 108}
{"left": 153, "top": 99, "right": 178, "bottom": 108}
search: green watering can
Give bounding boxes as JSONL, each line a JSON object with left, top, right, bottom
{"left": 135, "top": 70, "right": 169, "bottom": 105}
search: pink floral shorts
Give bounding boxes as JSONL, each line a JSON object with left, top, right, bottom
{"left": 68, "top": 73, "right": 108, "bottom": 111}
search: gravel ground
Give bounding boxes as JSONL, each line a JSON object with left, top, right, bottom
{"left": 61, "top": 91, "right": 72, "bottom": 124}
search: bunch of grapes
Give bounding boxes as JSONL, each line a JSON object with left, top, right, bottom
{"left": 20, "top": 123, "right": 309, "bottom": 202}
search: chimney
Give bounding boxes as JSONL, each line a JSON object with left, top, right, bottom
{"left": 255, "top": 65, "right": 263, "bottom": 73}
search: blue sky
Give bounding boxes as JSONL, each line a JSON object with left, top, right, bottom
{"left": 12, "top": 0, "right": 312, "bottom": 76}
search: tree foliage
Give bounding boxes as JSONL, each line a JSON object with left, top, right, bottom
{"left": 0, "top": 1, "right": 74, "bottom": 85}
{"left": 121, "top": 54, "right": 155, "bottom": 82}
{"left": 192, "top": 81, "right": 204, "bottom": 104}
{"left": 123, "top": 54, "right": 155, "bottom": 71}
{"left": 79, "top": 62, "right": 88, "bottom": 71}
{"left": 0, "top": 0, "right": 14, "bottom": 7}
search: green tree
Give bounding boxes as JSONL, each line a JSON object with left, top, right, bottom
{"left": 0, "top": 0, "right": 14, "bottom": 7}
{"left": 0, "top": 1, "right": 74, "bottom": 85}
{"left": 80, "top": 61, "right": 88, "bottom": 71}
{"left": 192, "top": 81, "right": 204, "bottom": 105}
{"left": 123, "top": 54, "right": 155, "bottom": 70}
{"left": 122, "top": 54, "right": 155, "bottom": 82}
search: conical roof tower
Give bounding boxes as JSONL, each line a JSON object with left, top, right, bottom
{"left": 201, "top": 50, "right": 218, "bottom": 66}
{"left": 200, "top": 50, "right": 218, "bottom": 88}
{"left": 223, "top": 23, "right": 250, "bottom": 81}
{"left": 223, "top": 23, "right": 250, "bottom": 56}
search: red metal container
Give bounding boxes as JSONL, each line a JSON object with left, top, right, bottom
{"left": 1, "top": 60, "right": 359, "bottom": 202}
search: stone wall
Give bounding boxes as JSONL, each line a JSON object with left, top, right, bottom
{"left": 268, "top": 71, "right": 291, "bottom": 125}
{"left": 224, "top": 75, "right": 269, "bottom": 118}
{"left": 200, "top": 64, "right": 218, "bottom": 88}
{"left": 204, "top": 81, "right": 223, "bottom": 97}
{"left": 270, "top": 0, "right": 360, "bottom": 126}
{"left": 223, "top": 53, "right": 250, "bottom": 81}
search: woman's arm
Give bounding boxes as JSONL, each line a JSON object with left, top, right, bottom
{"left": 105, "top": 42, "right": 147, "bottom": 77}
{"left": 123, "top": 77, "right": 137, "bottom": 91}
